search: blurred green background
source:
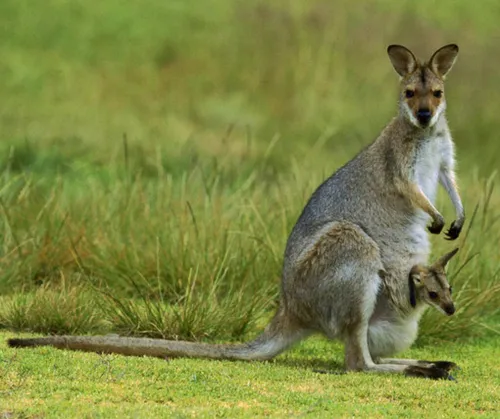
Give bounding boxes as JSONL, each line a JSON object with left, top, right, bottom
{"left": 2, "top": 0, "right": 500, "bottom": 167}
{"left": 0, "top": 0, "right": 499, "bottom": 341}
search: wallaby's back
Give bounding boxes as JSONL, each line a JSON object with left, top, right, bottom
{"left": 285, "top": 119, "right": 422, "bottom": 276}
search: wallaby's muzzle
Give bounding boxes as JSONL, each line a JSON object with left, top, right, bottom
{"left": 444, "top": 304, "right": 456, "bottom": 316}
{"left": 416, "top": 109, "right": 432, "bottom": 127}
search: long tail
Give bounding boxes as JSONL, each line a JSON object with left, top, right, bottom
{"left": 7, "top": 310, "right": 306, "bottom": 361}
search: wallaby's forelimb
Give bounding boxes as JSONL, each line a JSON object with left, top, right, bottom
{"left": 397, "top": 181, "right": 445, "bottom": 234}
{"left": 439, "top": 168, "right": 465, "bottom": 240}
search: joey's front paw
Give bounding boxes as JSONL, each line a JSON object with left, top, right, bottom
{"left": 428, "top": 215, "right": 445, "bottom": 235}
{"left": 445, "top": 220, "right": 463, "bottom": 241}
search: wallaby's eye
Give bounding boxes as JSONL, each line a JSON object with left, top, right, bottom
{"left": 433, "top": 90, "right": 443, "bottom": 98}
{"left": 428, "top": 291, "right": 438, "bottom": 300}
{"left": 405, "top": 90, "right": 415, "bottom": 98}
{"left": 449, "top": 287, "right": 453, "bottom": 295}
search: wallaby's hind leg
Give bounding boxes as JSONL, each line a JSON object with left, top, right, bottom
{"left": 342, "top": 270, "right": 381, "bottom": 372}
{"left": 346, "top": 323, "right": 455, "bottom": 379}
{"left": 341, "top": 276, "right": 416, "bottom": 375}
{"left": 346, "top": 328, "right": 454, "bottom": 379}
{"left": 367, "top": 323, "right": 458, "bottom": 376}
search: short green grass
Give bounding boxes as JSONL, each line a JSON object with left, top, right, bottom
{"left": 1, "top": 0, "right": 499, "bottom": 342}
{"left": 1, "top": 0, "right": 500, "bottom": 417}
{"left": 1, "top": 331, "right": 499, "bottom": 418}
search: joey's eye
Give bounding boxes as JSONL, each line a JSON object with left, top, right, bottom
{"left": 449, "top": 287, "right": 453, "bottom": 295}
{"left": 433, "top": 90, "right": 443, "bottom": 98}
{"left": 405, "top": 90, "right": 415, "bottom": 98}
{"left": 428, "top": 291, "right": 438, "bottom": 300}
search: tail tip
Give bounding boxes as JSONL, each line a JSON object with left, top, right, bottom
{"left": 7, "top": 338, "right": 35, "bottom": 348}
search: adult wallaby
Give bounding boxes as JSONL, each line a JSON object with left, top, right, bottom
{"left": 8, "top": 45, "right": 465, "bottom": 379}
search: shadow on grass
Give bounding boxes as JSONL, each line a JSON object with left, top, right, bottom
{"left": 271, "top": 357, "right": 344, "bottom": 374}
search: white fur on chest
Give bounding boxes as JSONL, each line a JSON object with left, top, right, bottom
{"left": 407, "top": 129, "right": 451, "bottom": 261}
{"left": 414, "top": 137, "right": 442, "bottom": 203}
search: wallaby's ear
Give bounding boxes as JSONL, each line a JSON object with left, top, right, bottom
{"left": 429, "top": 44, "right": 459, "bottom": 78}
{"left": 410, "top": 266, "right": 423, "bottom": 284}
{"left": 434, "top": 247, "right": 459, "bottom": 271}
{"left": 387, "top": 45, "right": 417, "bottom": 77}
{"left": 408, "top": 266, "right": 422, "bottom": 308}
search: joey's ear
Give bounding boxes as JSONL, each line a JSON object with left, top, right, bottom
{"left": 434, "top": 247, "right": 459, "bottom": 271}
{"left": 408, "top": 266, "right": 422, "bottom": 308}
{"left": 410, "top": 266, "right": 423, "bottom": 284}
{"left": 387, "top": 45, "right": 417, "bottom": 77}
{"left": 429, "top": 44, "right": 459, "bottom": 78}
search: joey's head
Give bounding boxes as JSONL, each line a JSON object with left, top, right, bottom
{"left": 409, "top": 248, "right": 459, "bottom": 316}
{"left": 387, "top": 44, "right": 459, "bottom": 129}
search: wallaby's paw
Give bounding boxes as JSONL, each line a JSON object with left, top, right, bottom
{"left": 404, "top": 365, "right": 452, "bottom": 380}
{"left": 445, "top": 220, "right": 463, "bottom": 240}
{"left": 428, "top": 217, "right": 445, "bottom": 235}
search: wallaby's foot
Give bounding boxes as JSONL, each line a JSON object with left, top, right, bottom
{"left": 445, "top": 220, "right": 463, "bottom": 240}
{"left": 427, "top": 215, "right": 445, "bottom": 235}
{"left": 376, "top": 358, "right": 457, "bottom": 371}
{"left": 404, "top": 365, "right": 454, "bottom": 380}
{"left": 419, "top": 360, "right": 459, "bottom": 372}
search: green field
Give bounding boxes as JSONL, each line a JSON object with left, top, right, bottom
{"left": 1, "top": 0, "right": 499, "bottom": 417}
{"left": 1, "top": 331, "right": 499, "bottom": 418}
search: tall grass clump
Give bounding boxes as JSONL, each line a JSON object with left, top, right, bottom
{"left": 1, "top": 145, "right": 499, "bottom": 342}
{"left": 0, "top": 283, "right": 106, "bottom": 335}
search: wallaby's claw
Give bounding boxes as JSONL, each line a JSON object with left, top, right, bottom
{"left": 444, "top": 221, "right": 462, "bottom": 240}
{"left": 428, "top": 218, "right": 445, "bottom": 235}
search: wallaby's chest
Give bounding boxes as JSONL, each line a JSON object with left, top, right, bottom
{"left": 413, "top": 137, "right": 443, "bottom": 203}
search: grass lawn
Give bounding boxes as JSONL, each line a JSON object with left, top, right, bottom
{"left": 1, "top": 1, "right": 500, "bottom": 417}
{"left": 1, "top": 331, "right": 499, "bottom": 418}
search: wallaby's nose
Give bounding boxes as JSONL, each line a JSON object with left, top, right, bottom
{"left": 445, "top": 304, "right": 455, "bottom": 316}
{"left": 416, "top": 109, "right": 432, "bottom": 126}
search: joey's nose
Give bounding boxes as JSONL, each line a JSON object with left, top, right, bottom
{"left": 445, "top": 304, "right": 455, "bottom": 316}
{"left": 416, "top": 109, "right": 432, "bottom": 126}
